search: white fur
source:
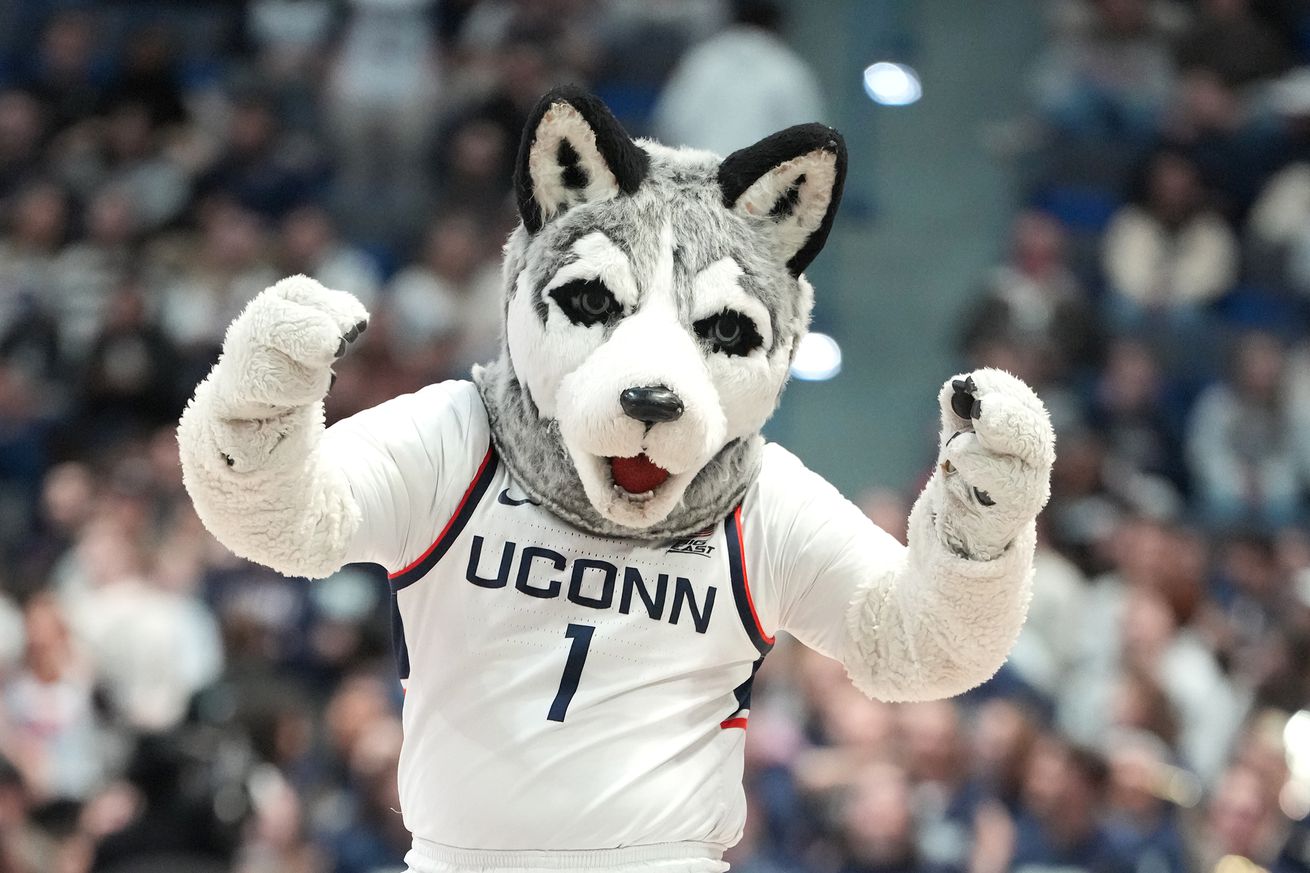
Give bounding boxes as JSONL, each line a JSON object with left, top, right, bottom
{"left": 730, "top": 149, "right": 838, "bottom": 266}
{"left": 843, "top": 492, "right": 1037, "bottom": 701}
{"left": 511, "top": 223, "right": 798, "bottom": 529}
{"left": 176, "top": 276, "right": 370, "bottom": 579}
{"left": 689, "top": 258, "right": 774, "bottom": 348}
{"left": 528, "top": 103, "right": 622, "bottom": 222}
{"left": 933, "top": 368, "right": 1054, "bottom": 560}
{"left": 554, "top": 225, "right": 726, "bottom": 527}
{"left": 507, "top": 234, "right": 640, "bottom": 420}
{"left": 690, "top": 257, "right": 791, "bottom": 441}
{"left": 842, "top": 367, "right": 1053, "bottom": 700}
{"left": 548, "top": 232, "right": 642, "bottom": 308}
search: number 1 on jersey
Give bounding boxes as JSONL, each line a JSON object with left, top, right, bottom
{"left": 547, "top": 623, "right": 594, "bottom": 722}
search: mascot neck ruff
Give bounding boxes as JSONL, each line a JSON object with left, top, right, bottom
{"left": 479, "top": 88, "right": 845, "bottom": 540}
{"left": 178, "top": 87, "right": 1055, "bottom": 873}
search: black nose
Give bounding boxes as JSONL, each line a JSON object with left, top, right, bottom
{"left": 620, "top": 386, "right": 683, "bottom": 424}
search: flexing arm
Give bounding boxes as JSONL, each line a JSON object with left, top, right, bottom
{"left": 758, "top": 368, "right": 1054, "bottom": 702}
{"left": 847, "top": 369, "right": 1052, "bottom": 700}
{"left": 176, "top": 276, "right": 371, "bottom": 579}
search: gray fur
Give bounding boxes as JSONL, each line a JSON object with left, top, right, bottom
{"left": 479, "top": 140, "right": 815, "bottom": 541}
{"left": 475, "top": 357, "right": 764, "bottom": 541}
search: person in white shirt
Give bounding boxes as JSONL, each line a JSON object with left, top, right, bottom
{"left": 653, "top": 1, "right": 826, "bottom": 155}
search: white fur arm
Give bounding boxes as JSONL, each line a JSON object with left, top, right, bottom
{"left": 842, "top": 368, "right": 1054, "bottom": 701}
{"left": 177, "top": 276, "right": 370, "bottom": 579}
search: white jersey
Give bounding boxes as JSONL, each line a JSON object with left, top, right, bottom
{"left": 322, "top": 381, "right": 905, "bottom": 859}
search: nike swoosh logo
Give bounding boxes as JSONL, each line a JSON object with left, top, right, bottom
{"left": 497, "top": 488, "right": 539, "bottom": 507}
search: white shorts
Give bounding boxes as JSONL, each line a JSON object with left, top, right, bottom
{"left": 404, "top": 840, "right": 729, "bottom": 873}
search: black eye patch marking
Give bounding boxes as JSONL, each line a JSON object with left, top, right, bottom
{"left": 694, "top": 309, "right": 764, "bottom": 356}
{"left": 557, "top": 139, "right": 589, "bottom": 190}
{"left": 549, "top": 278, "right": 621, "bottom": 327}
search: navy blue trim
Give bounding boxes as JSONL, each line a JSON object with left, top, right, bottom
{"left": 726, "top": 656, "right": 765, "bottom": 720}
{"left": 725, "top": 510, "right": 773, "bottom": 656}
{"left": 390, "top": 447, "right": 499, "bottom": 591}
{"left": 390, "top": 594, "right": 410, "bottom": 682}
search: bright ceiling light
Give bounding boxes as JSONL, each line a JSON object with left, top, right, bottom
{"left": 863, "top": 62, "right": 922, "bottom": 106}
{"left": 791, "top": 332, "right": 842, "bottom": 381}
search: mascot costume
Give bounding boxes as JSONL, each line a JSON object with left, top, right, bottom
{"left": 178, "top": 87, "right": 1054, "bottom": 873}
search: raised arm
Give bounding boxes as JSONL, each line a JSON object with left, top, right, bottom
{"left": 176, "top": 275, "right": 371, "bottom": 579}
{"left": 753, "top": 368, "right": 1055, "bottom": 702}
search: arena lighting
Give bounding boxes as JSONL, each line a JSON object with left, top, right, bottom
{"left": 791, "top": 332, "right": 842, "bottom": 381}
{"left": 863, "top": 61, "right": 922, "bottom": 106}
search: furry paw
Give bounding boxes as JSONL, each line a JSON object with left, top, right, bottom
{"left": 932, "top": 369, "right": 1054, "bottom": 560}
{"left": 213, "top": 275, "right": 369, "bottom": 414}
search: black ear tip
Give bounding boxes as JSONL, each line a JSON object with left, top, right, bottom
{"left": 717, "top": 122, "right": 849, "bottom": 209}
{"left": 716, "top": 121, "right": 850, "bottom": 276}
{"left": 794, "top": 122, "right": 847, "bottom": 164}
{"left": 514, "top": 85, "right": 649, "bottom": 233}
{"left": 530, "top": 84, "right": 598, "bottom": 115}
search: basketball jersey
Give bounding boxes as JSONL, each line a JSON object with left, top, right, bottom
{"left": 323, "top": 380, "right": 903, "bottom": 854}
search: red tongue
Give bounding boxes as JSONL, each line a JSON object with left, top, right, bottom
{"left": 610, "top": 454, "right": 670, "bottom": 493}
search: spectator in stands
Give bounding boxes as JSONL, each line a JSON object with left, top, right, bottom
{"left": 1174, "top": 0, "right": 1290, "bottom": 90}
{"left": 276, "top": 205, "right": 381, "bottom": 309}
{"left": 1159, "top": 68, "right": 1288, "bottom": 219}
{"left": 1010, "top": 739, "right": 1132, "bottom": 873}
{"left": 1089, "top": 338, "right": 1188, "bottom": 490}
{"left": 837, "top": 763, "right": 957, "bottom": 873}
{"left": 961, "top": 209, "right": 1101, "bottom": 387}
{"left": 0, "top": 593, "right": 102, "bottom": 801}
{"left": 1029, "top": 0, "right": 1182, "bottom": 145}
{"left": 385, "top": 212, "right": 503, "bottom": 375}
{"left": 1195, "top": 763, "right": 1289, "bottom": 872}
{"left": 104, "top": 25, "right": 189, "bottom": 133}
{"left": 653, "top": 0, "right": 826, "bottom": 154}
{"left": 1101, "top": 149, "right": 1238, "bottom": 322}
{"left": 1060, "top": 518, "right": 1247, "bottom": 781}
{"left": 52, "top": 186, "right": 138, "bottom": 363}
{"left": 0, "top": 89, "right": 45, "bottom": 209}
{"left": 326, "top": 0, "right": 443, "bottom": 243}
{"left": 435, "top": 34, "right": 558, "bottom": 224}
{"left": 970, "top": 697, "right": 1041, "bottom": 814}
{"left": 77, "top": 276, "right": 182, "bottom": 442}
{"left": 1102, "top": 730, "right": 1190, "bottom": 873}
{"left": 201, "top": 91, "right": 327, "bottom": 221}
{"left": 898, "top": 702, "right": 982, "bottom": 872}
{"left": 0, "top": 181, "right": 69, "bottom": 331}
{"left": 56, "top": 97, "right": 190, "bottom": 232}
{"left": 1005, "top": 535, "right": 1092, "bottom": 695}
{"left": 157, "top": 199, "right": 276, "bottom": 365}
{"left": 1248, "top": 141, "right": 1310, "bottom": 294}
{"left": 1187, "top": 330, "right": 1310, "bottom": 527}
{"left": 22, "top": 12, "right": 105, "bottom": 132}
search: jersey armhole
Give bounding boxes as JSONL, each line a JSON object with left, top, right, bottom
{"left": 725, "top": 505, "right": 775, "bottom": 655}
{"left": 388, "top": 443, "right": 498, "bottom": 590}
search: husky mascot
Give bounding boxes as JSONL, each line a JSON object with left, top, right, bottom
{"left": 178, "top": 87, "right": 1054, "bottom": 873}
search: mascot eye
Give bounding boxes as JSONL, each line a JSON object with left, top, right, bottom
{"left": 550, "top": 278, "right": 621, "bottom": 326}
{"left": 694, "top": 310, "right": 763, "bottom": 356}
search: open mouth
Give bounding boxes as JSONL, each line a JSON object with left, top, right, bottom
{"left": 609, "top": 454, "right": 671, "bottom": 501}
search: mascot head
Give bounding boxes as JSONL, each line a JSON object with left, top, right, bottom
{"left": 475, "top": 86, "right": 847, "bottom": 540}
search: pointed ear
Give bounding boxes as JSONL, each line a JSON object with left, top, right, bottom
{"left": 717, "top": 123, "right": 847, "bottom": 275}
{"left": 514, "top": 86, "right": 650, "bottom": 233}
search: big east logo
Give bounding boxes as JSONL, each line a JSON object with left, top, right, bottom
{"left": 667, "top": 525, "right": 717, "bottom": 558}
{"left": 464, "top": 535, "right": 717, "bottom": 634}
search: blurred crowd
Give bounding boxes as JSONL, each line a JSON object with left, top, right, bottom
{"left": 0, "top": 1, "right": 1307, "bottom": 873}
